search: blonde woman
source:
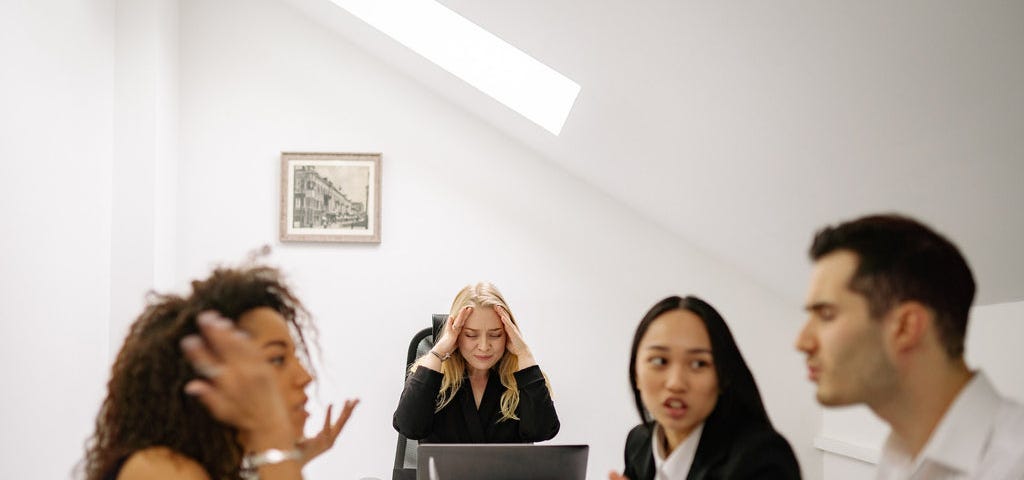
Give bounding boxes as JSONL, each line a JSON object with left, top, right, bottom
{"left": 393, "top": 283, "right": 559, "bottom": 443}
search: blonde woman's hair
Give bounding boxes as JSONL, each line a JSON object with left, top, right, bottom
{"left": 415, "top": 282, "right": 552, "bottom": 423}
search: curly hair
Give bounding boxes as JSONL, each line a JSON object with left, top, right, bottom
{"left": 80, "top": 263, "right": 316, "bottom": 480}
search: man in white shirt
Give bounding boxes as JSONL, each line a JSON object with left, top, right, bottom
{"left": 794, "top": 214, "right": 1024, "bottom": 479}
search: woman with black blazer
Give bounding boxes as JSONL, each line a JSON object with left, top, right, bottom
{"left": 610, "top": 295, "right": 800, "bottom": 480}
{"left": 393, "top": 282, "right": 559, "bottom": 444}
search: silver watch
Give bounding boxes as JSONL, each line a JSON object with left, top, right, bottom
{"left": 430, "top": 349, "right": 452, "bottom": 361}
{"left": 240, "top": 448, "right": 303, "bottom": 479}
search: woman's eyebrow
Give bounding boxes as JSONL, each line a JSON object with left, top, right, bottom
{"left": 261, "top": 339, "right": 289, "bottom": 349}
{"left": 643, "top": 345, "right": 712, "bottom": 354}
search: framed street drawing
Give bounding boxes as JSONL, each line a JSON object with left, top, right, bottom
{"left": 280, "top": 152, "right": 382, "bottom": 243}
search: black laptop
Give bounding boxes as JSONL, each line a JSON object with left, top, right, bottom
{"left": 416, "top": 444, "right": 588, "bottom": 480}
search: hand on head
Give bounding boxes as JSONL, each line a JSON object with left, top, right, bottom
{"left": 608, "top": 471, "right": 630, "bottom": 480}
{"left": 181, "top": 311, "right": 295, "bottom": 444}
{"left": 494, "top": 305, "right": 530, "bottom": 357}
{"left": 435, "top": 306, "right": 471, "bottom": 356}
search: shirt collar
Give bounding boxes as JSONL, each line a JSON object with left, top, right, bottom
{"left": 881, "top": 371, "right": 1001, "bottom": 475}
{"left": 652, "top": 422, "right": 704, "bottom": 479}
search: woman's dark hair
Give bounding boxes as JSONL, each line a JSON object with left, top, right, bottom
{"left": 80, "top": 263, "right": 315, "bottom": 480}
{"left": 628, "top": 295, "right": 770, "bottom": 435}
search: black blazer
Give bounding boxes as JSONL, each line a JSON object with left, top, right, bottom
{"left": 393, "top": 364, "right": 559, "bottom": 443}
{"left": 622, "top": 422, "right": 801, "bottom": 480}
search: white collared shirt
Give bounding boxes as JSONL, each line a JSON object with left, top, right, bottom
{"left": 651, "top": 422, "right": 704, "bottom": 480}
{"left": 876, "top": 371, "right": 1024, "bottom": 480}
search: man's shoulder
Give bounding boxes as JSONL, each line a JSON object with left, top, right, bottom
{"left": 973, "top": 372, "right": 1024, "bottom": 438}
{"left": 972, "top": 376, "right": 1024, "bottom": 475}
{"left": 974, "top": 397, "right": 1024, "bottom": 478}
{"left": 991, "top": 394, "right": 1024, "bottom": 441}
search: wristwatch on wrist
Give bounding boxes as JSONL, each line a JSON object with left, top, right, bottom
{"left": 430, "top": 349, "right": 452, "bottom": 362}
{"left": 240, "top": 448, "right": 303, "bottom": 479}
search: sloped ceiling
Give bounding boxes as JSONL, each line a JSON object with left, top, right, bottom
{"left": 284, "top": 0, "right": 1024, "bottom": 305}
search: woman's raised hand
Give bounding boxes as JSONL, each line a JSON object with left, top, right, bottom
{"left": 297, "top": 399, "right": 360, "bottom": 465}
{"left": 495, "top": 305, "right": 536, "bottom": 369}
{"left": 433, "top": 306, "right": 471, "bottom": 356}
{"left": 180, "top": 311, "right": 294, "bottom": 447}
{"left": 608, "top": 471, "right": 630, "bottom": 480}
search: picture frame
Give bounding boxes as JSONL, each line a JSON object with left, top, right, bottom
{"left": 280, "top": 152, "right": 382, "bottom": 243}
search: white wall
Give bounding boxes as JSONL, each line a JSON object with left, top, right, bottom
{"left": 5, "top": 2, "right": 1020, "bottom": 479}
{"left": 110, "top": 0, "right": 180, "bottom": 356}
{"left": 175, "top": 0, "right": 821, "bottom": 478}
{"left": 819, "top": 300, "right": 1024, "bottom": 479}
{"left": 0, "top": 1, "right": 115, "bottom": 478}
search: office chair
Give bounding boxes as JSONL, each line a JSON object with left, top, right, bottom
{"left": 393, "top": 314, "right": 447, "bottom": 480}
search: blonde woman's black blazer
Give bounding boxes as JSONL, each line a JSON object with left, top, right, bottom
{"left": 393, "top": 365, "right": 559, "bottom": 443}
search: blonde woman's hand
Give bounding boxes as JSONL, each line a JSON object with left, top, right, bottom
{"left": 608, "top": 471, "right": 630, "bottom": 480}
{"left": 433, "top": 306, "right": 471, "bottom": 356}
{"left": 181, "top": 311, "right": 295, "bottom": 448}
{"left": 496, "top": 305, "right": 536, "bottom": 369}
{"left": 298, "top": 399, "right": 360, "bottom": 465}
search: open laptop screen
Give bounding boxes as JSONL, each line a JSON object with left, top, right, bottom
{"left": 416, "top": 444, "right": 588, "bottom": 480}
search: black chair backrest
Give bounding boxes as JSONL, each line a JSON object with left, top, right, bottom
{"left": 392, "top": 314, "right": 448, "bottom": 480}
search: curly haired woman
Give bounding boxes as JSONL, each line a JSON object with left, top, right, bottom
{"left": 81, "top": 263, "right": 358, "bottom": 480}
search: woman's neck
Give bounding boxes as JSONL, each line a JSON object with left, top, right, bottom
{"left": 660, "top": 423, "right": 696, "bottom": 456}
{"left": 467, "top": 366, "right": 489, "bottom": 380}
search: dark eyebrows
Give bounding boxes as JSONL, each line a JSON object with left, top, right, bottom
{"left": 805, "top": 302, "right": 835, "bottom": 314}
{"left": 643, "top": 345, "right": 712, "bottom": 354}
{"left": 261, "top": 339, "right": 289, "bottom": 349}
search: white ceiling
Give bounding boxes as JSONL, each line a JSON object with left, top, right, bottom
{"left": 286, "top": 0, "right": 1024, "bottom": 305}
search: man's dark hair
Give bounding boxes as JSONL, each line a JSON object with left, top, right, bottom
{"left": 810, "top": 214, "right": 975, "bottom": 358}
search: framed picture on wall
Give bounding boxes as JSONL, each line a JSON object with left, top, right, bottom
{"left": 280, "top": 152, "right": 382, "bottom": 243}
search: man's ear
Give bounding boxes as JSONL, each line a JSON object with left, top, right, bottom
{"left": 887, "top": 301, "right": 932, "bottom": 354}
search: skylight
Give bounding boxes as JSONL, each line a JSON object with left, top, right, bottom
{"left": 330, "top": 0, "right": 581, "bottom": 135}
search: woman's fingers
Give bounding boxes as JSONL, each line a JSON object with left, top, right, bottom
{"left": 181, "top": 310, "right": 290, "bottom": 438}
{"left": 320, "top": 398, "right": 359, "bottom": 441}
{"left": 181, "top": 334, "right": 222, "bottom": 380}
{"left": 297, "top": 398, "right": 361, "bottom": 464}
{"left": 331, "top": 398, "right": 359, "bottom": 436}
{"left": 181, "top": 315, "right": 244, "bottom": 423}
{"left": 496, "top": 308, "right": 531, "bottom": 356}
{"left": 453, "top": 306, "right": 471, "bottom": 331}
{"left": 495, "top": 306, "right": 514, "bottom": 331}
{"left": 196, "top": 311, "right": 257, "bottom": 362}
{"left": 184, "top": 378, "right": 233, "bottom": 421}
{"left": 499, "top": 311, "right": 522, "bottom": 340}
{"left": 322, "top": 404, "right": 334, "bottom": 431}
{"left": 437, "top": 307, "right": 469, "bottom": 353}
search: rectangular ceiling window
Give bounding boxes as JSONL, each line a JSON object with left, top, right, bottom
{"left": 331, "top": 0, "right": 581, "bottom": 135}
